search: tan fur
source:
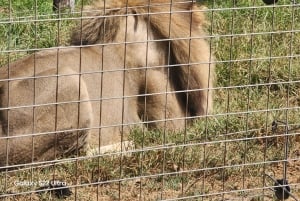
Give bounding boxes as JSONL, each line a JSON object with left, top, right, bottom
{"left": 0, "top": 0, "right": 214, "bottom": 167}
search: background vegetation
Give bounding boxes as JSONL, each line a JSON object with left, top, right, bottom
{"left": 0, "top": 0, "right": 299, "bottom": 200}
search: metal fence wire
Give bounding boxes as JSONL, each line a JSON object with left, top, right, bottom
{"left": 0, "top": 0, "right": 299, "bottom": 200}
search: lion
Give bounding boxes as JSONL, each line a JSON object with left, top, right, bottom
{"left": 0, "top": 0, "right": 214, "bottom": 168}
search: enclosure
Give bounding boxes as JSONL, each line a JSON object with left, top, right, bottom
{"left": 0, "top": 0, "right": 300, "bottom": 200}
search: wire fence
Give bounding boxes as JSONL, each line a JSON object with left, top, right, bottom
{"left": 0, "top": 0, "right": 299, "bottom": 200}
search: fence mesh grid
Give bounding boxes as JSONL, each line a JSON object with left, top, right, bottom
{"left": 0, "top": 0, "right": 299, "bottom": 200}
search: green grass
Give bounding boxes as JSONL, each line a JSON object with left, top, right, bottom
{"left": 0, "top": 0, "right": 300, "bottom": 200}
{"left": 0, "top": 0, "right": 87, "bottom": 64}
